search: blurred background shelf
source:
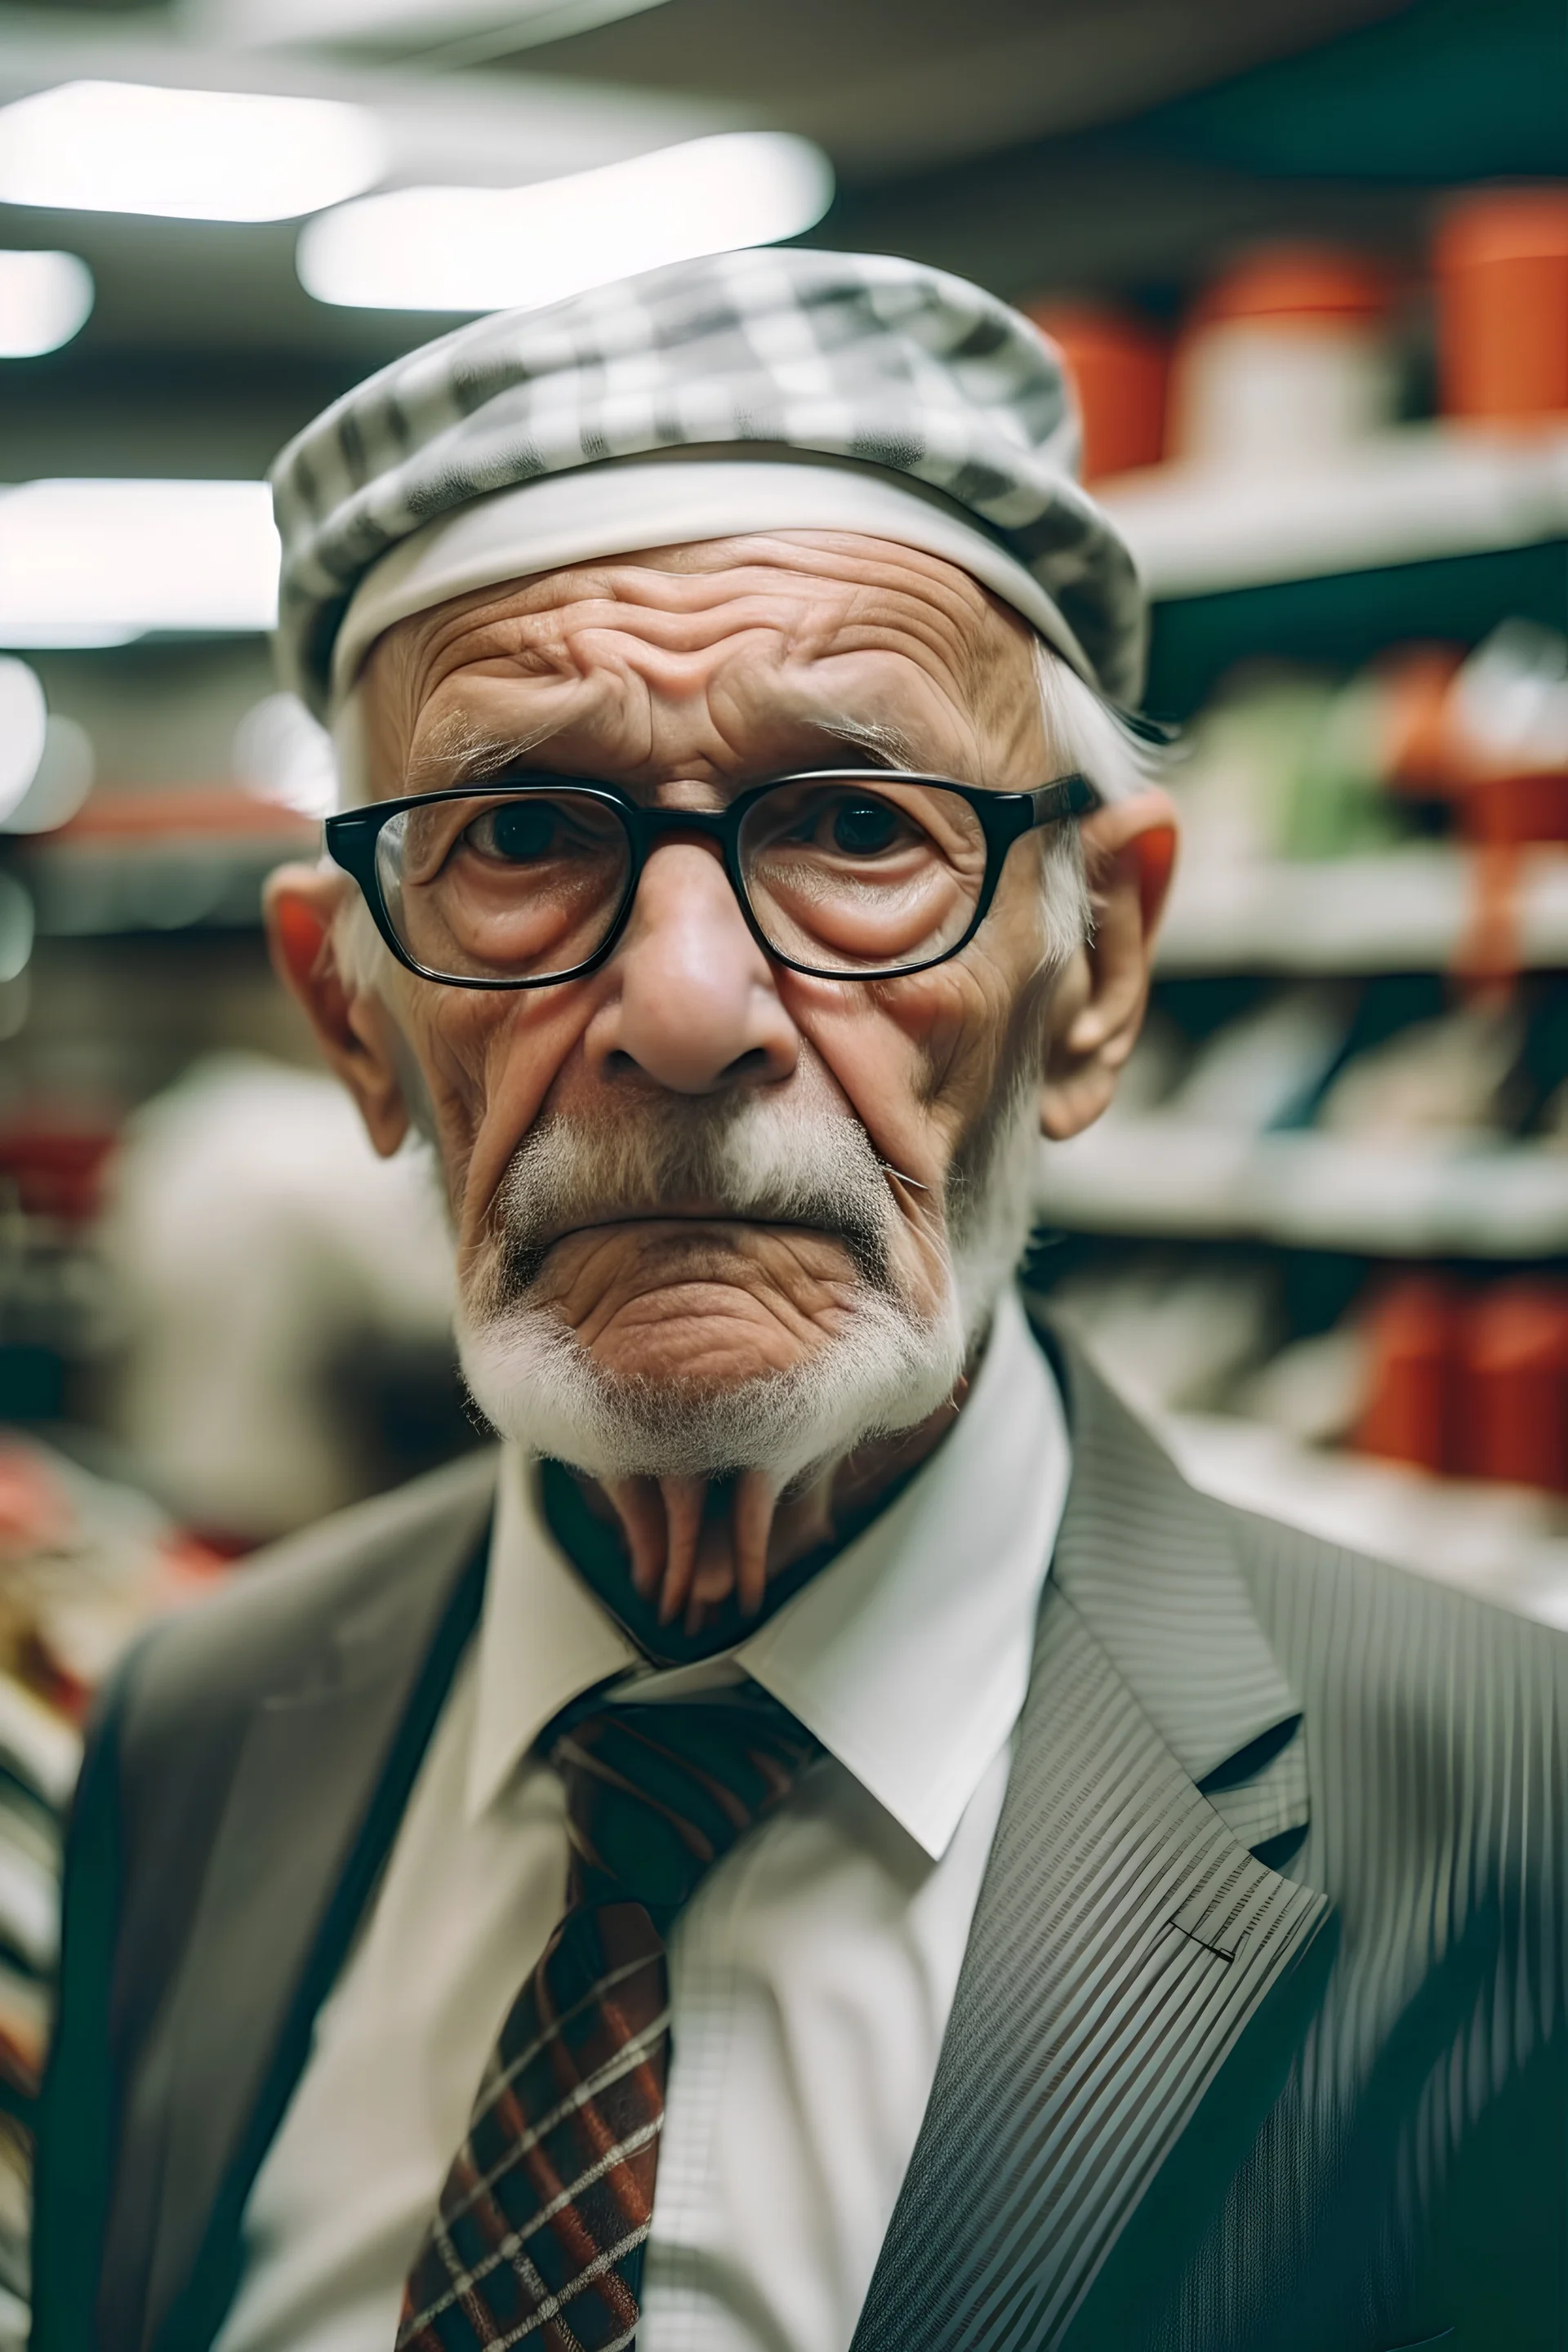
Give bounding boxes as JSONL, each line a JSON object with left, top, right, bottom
{"left": 1156, "top": 848, "right": 1568, "bottom": 974}
{"left": 1044, "top": 1125, "right": 1568, "bottom": 1256}
{"left": 1143, "top": 541, "right": 1568, "bottom": 718}
{"left": 18, "top": 791, "right": 313, "bottom": 938}
{"left": 1102, "top": 424, "right": 1568, "bottom": 600}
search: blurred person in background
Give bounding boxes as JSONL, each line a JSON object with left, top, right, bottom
{"left": 31, "top": 250, "right": 1568, "bottom": 2352}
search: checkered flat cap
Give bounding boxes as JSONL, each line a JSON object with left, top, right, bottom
{"left": 271, "top": 244, "right": 1147, "bottom": 718}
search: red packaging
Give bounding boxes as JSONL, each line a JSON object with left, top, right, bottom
{"left": 1356, "top": 1274, "right": 1462, "bottom": 1474}
{"left": 1023, "top": 301, "right": 1169, "bottom": 483}
{"left": 1457, "top": 1280, "right": 1568, "bottom": 1492}
{"left": 1434, "top": 188, "right": 1568, "bottom": 424}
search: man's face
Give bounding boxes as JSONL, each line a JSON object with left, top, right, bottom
{"left": 277, "top": 530, "right": 1162, "bottom": 1493}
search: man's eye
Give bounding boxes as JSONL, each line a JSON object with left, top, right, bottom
{"left": 828, "top": 799, "right": 901, "bottom": 856}
{"left": 468, "top": 804, "right": 560, "bottom": 862}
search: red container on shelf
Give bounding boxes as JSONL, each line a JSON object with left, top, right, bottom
{"left": 1457, "top": 1281, "right": 1568, "bottom": 1493}
{"left": 1356, "top": 1274, "right": 1460, "bottom": 1474}
{"left": 1435, "top": 187, "right": 1568, "bottom": 424}
{"left": 1458, "top": 768, "right": 1568, "bottom": 848}
{"left": 1023, "top": 301, "right": 1169, "bottom": 483}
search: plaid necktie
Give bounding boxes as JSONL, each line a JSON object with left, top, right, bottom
{"left": 397, "top": 1686, "right": 819, "bottom": 2352}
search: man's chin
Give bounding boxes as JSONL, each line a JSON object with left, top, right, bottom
{"left": 530, "top": 1222, "right": 871, "bottom": 1329}
{"left": 524, "top": 1274, "right": 861, "bottom": 1396}
{"left": 455, "top": 1283, "right": 966, "bottom": 1492}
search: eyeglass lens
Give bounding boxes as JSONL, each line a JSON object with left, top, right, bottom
{"left": 372, "top": 777, "right": 991, "bottom": 984}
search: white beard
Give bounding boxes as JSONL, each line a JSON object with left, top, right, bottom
{"left": 455, "top": 1074, "right": 1044, "bottom": 1490}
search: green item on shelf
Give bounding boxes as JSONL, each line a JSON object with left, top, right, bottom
{"left": 1284, "top": 672, "right": 1410, "bottom": 862}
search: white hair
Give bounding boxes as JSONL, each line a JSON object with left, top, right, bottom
{"left": 1031, "top": 640, "right": 1168, "bottom": 967}
{"left": 1033, "top": 639, "right": 1162, "bottom": 804}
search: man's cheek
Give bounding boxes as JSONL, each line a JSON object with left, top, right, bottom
{"left": 800, "top": 1021, "right": 936, "bottom": 1183}
{"left": 845, "top": 966, "right": 1002, "bottom": 1144}
{"left": 438, "top": 1001, "right": 588, "bottom": 1228}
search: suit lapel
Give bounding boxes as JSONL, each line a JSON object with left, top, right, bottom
{"left": 140, "top": 1489, "right": 490, "bottom": 2352}
{"left": 852, "top": 1588, "right": 1330, "bottom": 2352}
{"left": 850, "top": 1316, "right": 1332, "bottom": 2352}
{"left": 1040, "top": 1307, "right": 1303, "bottom": 1788}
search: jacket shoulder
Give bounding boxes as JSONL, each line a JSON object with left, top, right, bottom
{"left": 111, "top": 1444, "right": 499, "bottom": 1776}
{"left": 1231, "top": 1492, "right": 1568, "bottom": 1691}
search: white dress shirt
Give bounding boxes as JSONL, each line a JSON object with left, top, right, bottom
{"left": 214, "top": 1287, "right": 1071, "bottom": 2352}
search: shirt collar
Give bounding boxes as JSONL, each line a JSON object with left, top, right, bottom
{"left": 466, "top": 1446, "right": 639, "bottom": 1824}
{"left": 467, "top": 1285, "right": 1071, "bottom": 1860}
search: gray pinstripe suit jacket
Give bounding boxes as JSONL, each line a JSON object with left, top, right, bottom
{"left": 32, "top": 1313, "right": 1568, "bottom": 2352}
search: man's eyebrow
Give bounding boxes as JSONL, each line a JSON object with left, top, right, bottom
{"left": 403, "top": 718, "right": 559, "bottom": 793}
{"left": 400, "top": 708, "right": 928, "bottom": 793}
{"left": 806, "top": 711, "right": 925, "bottom": 769}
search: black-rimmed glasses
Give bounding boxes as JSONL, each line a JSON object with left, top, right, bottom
{"left": 323, "top": 767, "right": 1098, "bottom": 990}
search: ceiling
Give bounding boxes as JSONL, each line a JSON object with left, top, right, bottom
{"left": 12, "top": 0, "right": 1416, "bottom": 184}
{"left": 0, "top": 0, "right": 1556, "bottom": 481}
{"left": 363, "top": 0, "right": 1416, "bottom": 180}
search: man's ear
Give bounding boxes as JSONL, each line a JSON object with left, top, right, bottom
{"left": 1040, "top": 786, "right": 1178, "bottom": 1142}
{"left": 263, "top": 863, "right": 412, "bottom": 1158}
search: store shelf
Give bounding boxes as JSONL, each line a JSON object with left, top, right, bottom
{"left": 1100, "top": 425, "right": 1568, "bottom": 602}
{"left": 1044, "top": 1121, "right": 1568, "bottom": 1256}
{"left": 1162, "top": 1410, "right": 1568, "bottom": 1628}
{"left": 1156, "top": 847, "right": 1568, "bottom": 976}
{"left": 21, "top": 840, "right": 292, "bottom": 936}
{"left": 15, "top": 790, "right": 314, "bottom": 937}
{"left": 1143, "top": 542, "right": 1568, "bottom": 720}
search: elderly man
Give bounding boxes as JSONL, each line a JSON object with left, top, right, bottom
{"left": 33, "top": 252, "right": 1568, "bottom": 2352}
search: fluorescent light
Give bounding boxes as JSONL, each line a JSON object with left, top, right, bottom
{"left": 0, "top": 481, "right": 279, "bottom": 644}
{"left": 196, "top": 0, "right": 671, "bottom": 51}
{"left": 0, "top": 81, "right": 386, "bottom": 223}
{"left": 0, "top": 659, "right": 47, "bottom": 823}
{"left": 0, "top": 252, "right": 93, "bottom": 357}
{"left": 0, "top": 625, "right": 141, "bottom": 650}
{"left": 297, "top": 130, "right": 833, "bottom": 312}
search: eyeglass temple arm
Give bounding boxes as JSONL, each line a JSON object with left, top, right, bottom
{"left": 1026, "top": 771, "right": 1098, "bottom": 828}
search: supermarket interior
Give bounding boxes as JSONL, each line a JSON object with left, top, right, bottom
{"left": 0, "top": 0, "right": 1565, "bottom": 2322}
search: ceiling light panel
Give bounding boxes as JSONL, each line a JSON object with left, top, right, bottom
{"left": 297, "top": 131, "right": 834, "bottom": 312}
{"left": 190, "top": 0, "right": 672, "bottom": 52}
{"left": 0, "top": 480, "right": 278, "bottom": 645}
{"left": 0, "top": 81, "right": 386, "bottom": 223}
{"left": 0, "top": 251, "right": 94, "bottom": 357}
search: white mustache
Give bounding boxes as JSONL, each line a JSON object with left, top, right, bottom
{"left": 483, "top": 1091, "right": 903, "bottom": 1299}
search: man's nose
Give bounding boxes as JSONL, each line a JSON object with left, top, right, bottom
{"left": 583, "top": 840, "right": 800, "bottom": 1094}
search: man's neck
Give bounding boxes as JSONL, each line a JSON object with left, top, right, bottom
{"left": 541, "top": 1375, "right": 973, "bottom": 1663}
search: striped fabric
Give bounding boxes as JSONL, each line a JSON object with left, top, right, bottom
{"left": 397, "top": 1690, "right": 817, "bottom": 2352}
{"left": 37, "top": 1312, "right": 1568, "bottom": 2352}
{"left": 848, "top": 1579, "right": 1330, "bottom": 2352}
{"left": 846, "top": 1311, "right": 1568, "bottom": 2351}
{"left": 268, "top": 246, "right": 1147, "bottom": 718}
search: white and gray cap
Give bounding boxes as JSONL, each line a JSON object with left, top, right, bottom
{"left": 270, "top": 244, "right": 1148, "bottom": 723}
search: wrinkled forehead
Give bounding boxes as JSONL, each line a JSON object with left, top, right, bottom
{"left": 343, "top": 533, "right": 1045, "bottom": 804}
